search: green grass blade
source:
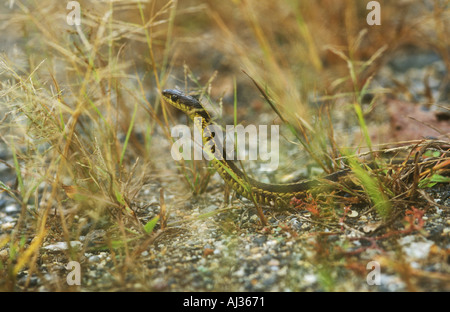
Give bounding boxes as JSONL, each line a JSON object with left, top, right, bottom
{"left": 144, "top": 215, "right": 160, "bottom": 234}
{"left": 11, "top": 142, "right": 24, "bottom": 199}
{"left": 120, "top": 102, "right": 138, "bottom": 166}
{"left": 348, "top": 157, "right": 391, "bottom": 219}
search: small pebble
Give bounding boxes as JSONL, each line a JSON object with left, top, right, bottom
{"left": 0, "top": 249, "right": 8, "bottom": 260}
{"left": 1, "top": 222, "right": 15, "bottom": 231}
{"left": 42, "top": 241, "right": 82, "bottom": 252}
{"left": 303, "top": 273, "right": 317, "bottom": 285}
{"left": 88, "top": 255, "right": 101, "bottom": 263}
{"left": 5, "top": 204, "right": 19, "bottom": 213}
{"left": 267, "top": 259, "right": 280, "bottom": 266}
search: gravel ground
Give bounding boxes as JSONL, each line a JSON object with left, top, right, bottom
{"left": 1, "top": 147, "right": 449, "bottom": 292}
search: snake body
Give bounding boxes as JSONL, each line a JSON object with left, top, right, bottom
{"left": 162, "top": 89, "right": 347, "bottom": 207}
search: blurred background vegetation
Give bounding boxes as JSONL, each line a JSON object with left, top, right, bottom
{"left": 0, "top": 0, "right": 448, "bottom": 291}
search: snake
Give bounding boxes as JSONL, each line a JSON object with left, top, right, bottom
{"left": 162, "top": 89, "right": 350, "bottom": 207}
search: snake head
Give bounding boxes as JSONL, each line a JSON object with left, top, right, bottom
{"left": 162, "top": 89, "right": 210, "bottom": 120}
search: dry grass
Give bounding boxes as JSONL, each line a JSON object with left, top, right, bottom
{"left": 0, "top": 0, "right": 449, "bottom": 291}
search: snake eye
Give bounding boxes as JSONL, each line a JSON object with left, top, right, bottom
{"left": 170, "top": 94, "right": 179, "bottom": 102}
